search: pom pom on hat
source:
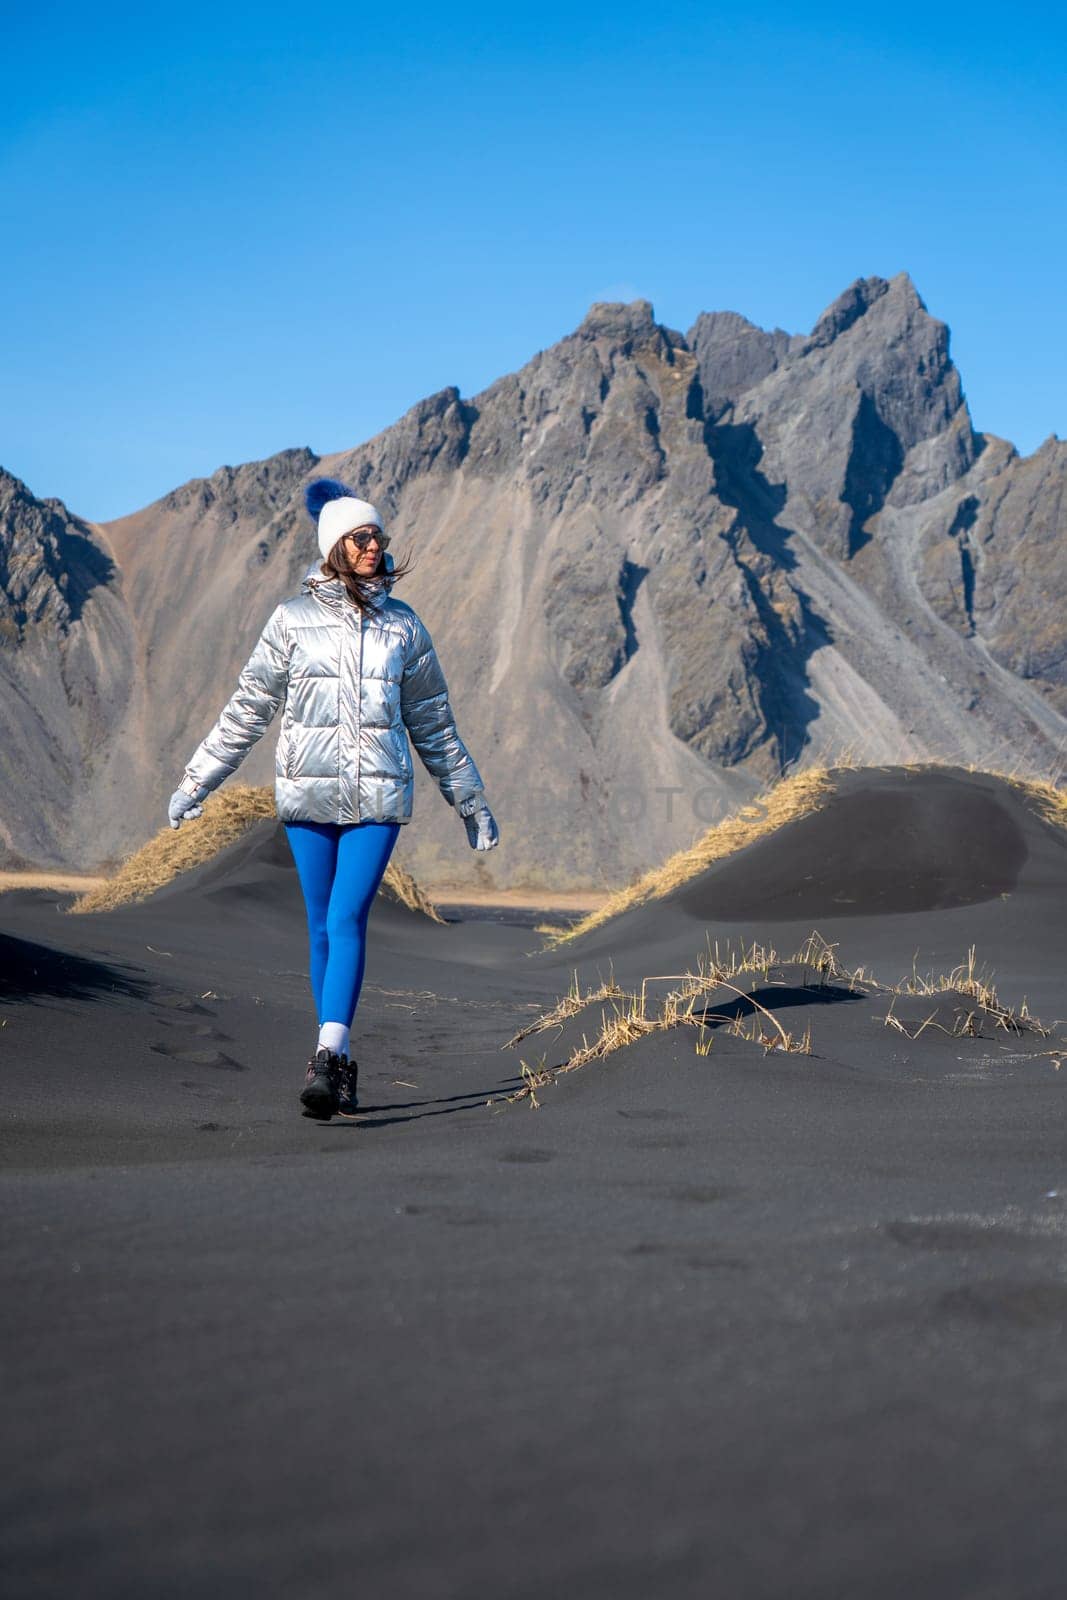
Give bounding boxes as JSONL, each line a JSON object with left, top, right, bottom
{"left": 304, "top": 477, "right": 354, "bottom": 523}
{"left": 304, "top": 477, "right": 384, "bottom": 562}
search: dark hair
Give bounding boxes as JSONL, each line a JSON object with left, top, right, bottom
{"left": 320, "top": 533, "right": 416, "bottom": 614}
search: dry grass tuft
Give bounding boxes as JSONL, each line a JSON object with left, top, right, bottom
{"left": 503, "top": 965, "right": 627, "bottom": 1048}
{"left": 383, "top": 860, "right": 447, "bottom": 923}
{"left": 791, "top": 929, "right": 875, "bottom": 991}
{"left": 826, "top": 751, "right": 1067, "bottom": 793}
{"left": 503, "top": 932, "right": 830, "bottom": 1104}
{"left": 517, "top": 930, "right": 864, "bottom": 1064}
{"left": 721, "top": 1008, "right": 814, "bottom": 1055}
{"left": 69, "top": 786, "right": 276, "bottom": 913}
{"left": 893, "top": 946, "right": 1050, "bottom": 1037}
{"left": 881, "top": 998, "right": 987, "bottom": 1041}
{"left": 68, "top": 785, "right": 444, "bottom": 921}
{"left": 503, "top": 919, "right": 1064, "bottom": 1108}
{"left": 502, "top": 1056, "right": 556, "bottom": 1110}
{"left": 1002, "top": 773, "right": 1067, "bottom": 834}
{"left": 558, "top": 989, "right": 664, "bottom": 1074}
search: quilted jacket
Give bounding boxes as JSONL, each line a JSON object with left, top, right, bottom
{"left": 182, "top": 561, "right": 485, "bottom": 826}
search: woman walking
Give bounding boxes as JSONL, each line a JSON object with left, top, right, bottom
{"left": 167, "top": 478, "right": 499, "bottom": 1120}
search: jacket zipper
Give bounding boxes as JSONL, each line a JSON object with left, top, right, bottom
{"left": 355, "top": 608, "right": 363, "bottom": 818}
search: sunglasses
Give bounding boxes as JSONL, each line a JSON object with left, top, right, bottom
{"left": 344, "top": 527, "right": 390, "bottom": 551}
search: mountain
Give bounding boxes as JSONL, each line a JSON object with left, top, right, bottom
{"left": 2, "top": 271, "right": 1065, "bottom": 887}
{"left": 0, "top": 469, "right": 134, "bottom": 866}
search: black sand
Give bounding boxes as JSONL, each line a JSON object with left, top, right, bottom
{"left": 3, "top": 768, "right": 1067, "bottom": 1598}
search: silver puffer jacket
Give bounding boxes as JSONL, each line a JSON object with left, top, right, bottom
{"left": 183, "top": 561, "right": 484, "bottom": 826}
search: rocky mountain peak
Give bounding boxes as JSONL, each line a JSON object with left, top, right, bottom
{"left": 803, "top": 270, "right": 930, "bottom": 352}
{"left": 577, "top": 297, "right": 657, "bottom": 338}
{"left": 573, "top": 299, "right": 685, "bottom": 363}
{"left": 687, "top": 310, "right": 794, "bottom": 420}
{"left": 154, "top": 446, "right": 319, "bottom": 523}
{"left": 0, "top": 467, "right": 115, "bottom": 639}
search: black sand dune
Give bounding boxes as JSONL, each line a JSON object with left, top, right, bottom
{"left": 3, "top": 767, "right": 1067, "bottom": 1599}
{"left": 676, "top": 766, "right": 1031, "bottom": 917}
{"left": 547, "top": 767, "right": 1067, "bottom": 1018}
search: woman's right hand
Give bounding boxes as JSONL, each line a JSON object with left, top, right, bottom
{"left": 168, "top": 781, "right": 208, "bottom": 830}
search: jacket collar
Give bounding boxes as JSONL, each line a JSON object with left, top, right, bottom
{"left": 301, "top": 553, "right": 394, "bottom": 615}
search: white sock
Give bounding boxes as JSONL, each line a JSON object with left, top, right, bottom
{"left": 318, "top": 1021, "right": 350, "bottom": 1058}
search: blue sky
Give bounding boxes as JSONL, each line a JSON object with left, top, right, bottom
{"left": 3, "top": 0, "right": 1064, "bottom": 522}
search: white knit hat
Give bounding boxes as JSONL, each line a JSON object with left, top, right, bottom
{"left": 316, "top": 494, "right": 384, "bottom": 562}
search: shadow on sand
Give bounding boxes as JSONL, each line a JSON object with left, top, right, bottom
{"left": 321, "top": 1078, "right": 526, "bottom": 1131}
{"left": 696, "top": 982, "right": 866, "bottom": 1029}
{"left": 0, "top": 933, "right": 152, "bottom": 1006}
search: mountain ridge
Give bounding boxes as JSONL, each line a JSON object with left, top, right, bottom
{"left": 2, "top": 271, "right": 1064, "bottom": 885}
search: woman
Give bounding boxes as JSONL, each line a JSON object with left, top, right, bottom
{"left": 167, "top": 477, "right": 499, "bottom": 1122}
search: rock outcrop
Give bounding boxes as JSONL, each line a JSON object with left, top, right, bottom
{"left": 0, "top": 471, "right": 134, "bottom": 865}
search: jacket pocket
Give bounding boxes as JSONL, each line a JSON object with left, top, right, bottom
{"left": 395, "top": 725, "right": 413, "bottom": 778}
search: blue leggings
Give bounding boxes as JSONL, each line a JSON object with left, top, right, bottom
{"left": 284, "top": 820, "right": 401, "bottom": 1026}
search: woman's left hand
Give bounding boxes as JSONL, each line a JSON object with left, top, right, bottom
{"left": 459, "top": 796, "right": 499, "bottom": 851}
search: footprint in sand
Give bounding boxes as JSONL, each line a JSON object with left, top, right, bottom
{"left": 665, "top": 1184, "right": 736, "bottom": 1205}
{"left": 625, "top": 1241, "right": 751, "bottom": 1272}
{"left": 400, "top": 1203, "right": 492, "bottom": 1226}
{"left": 152, "top": 994, "right": 216, "bottom": 1016}
{"left": 616, "top": 1109, "right": 684, "bottom": 1122}
{"left": 155, "top": 1017, "right": 232, "bottom": 1039}
{"left": 938, "top": 1280, "right": 1067, "bottom": 1327}
{"left": 682, "top": 1251, "right": 752, "bottom": 1273}
{"left": 886, "top": 1220, "right": 1034, "bottom": 1253}
{"left": 151, "top": 1041, "right": 244, "bottom": 1070}
{"left": 625, "top": 1134, "right": 691, "bottom": 1151}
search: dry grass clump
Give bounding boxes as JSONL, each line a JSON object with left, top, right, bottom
{"left": 893, "top": 761, "right": 1066, "bottom": 843}
{"left": 891, "top": 946, "right": 1050, "bottom": 1037}
{"left": 714, "top": 997, "right": 813, "bottom": 1057}
{"left": 791, "top": 929, "right": 875, "bottom": 991}
{"left": 506, "top": 1059, "right": 556, "bottom": 1110}
{"left": 881, "top": 999, "right": 986, "bottom": 1041}
{"left": 69, "top": 784, "right": 444, "bottom": 921}
{"left": 543, "top": 767, "right": 835, "bottom": 949}
{"left": 504, "top": 965, "right": 627, "bottom": 1048}
{"left": 69, "top": 786, "right": 276, "bottom": 913}
{"left": 503, "top": 932, "right": 831, "bottom": 1106}
{"left": 382, "top": 860, "right": 446, "bottom": 923}
{"left": 1002, "top": 774, "right": 1067, "bottom": 834}
{"left": 825, "top": 746, "right": 1067, "bottom": 795}
{"left": 502, "top": 925, "right": 1062, "bottom": 1108}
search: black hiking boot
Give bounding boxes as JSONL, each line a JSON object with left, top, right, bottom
{"left": 300, "top": 1048, "right": 342, "bottom": 1120}
{"left": 335, "top": 1055, "right": 359, "bottom": 1118}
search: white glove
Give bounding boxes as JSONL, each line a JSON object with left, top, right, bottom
{"left": 168, "top": 777, "right": 208, "bottom": 829}
{"left": 458, "top": 791, "right": 499, "bottom": 851}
